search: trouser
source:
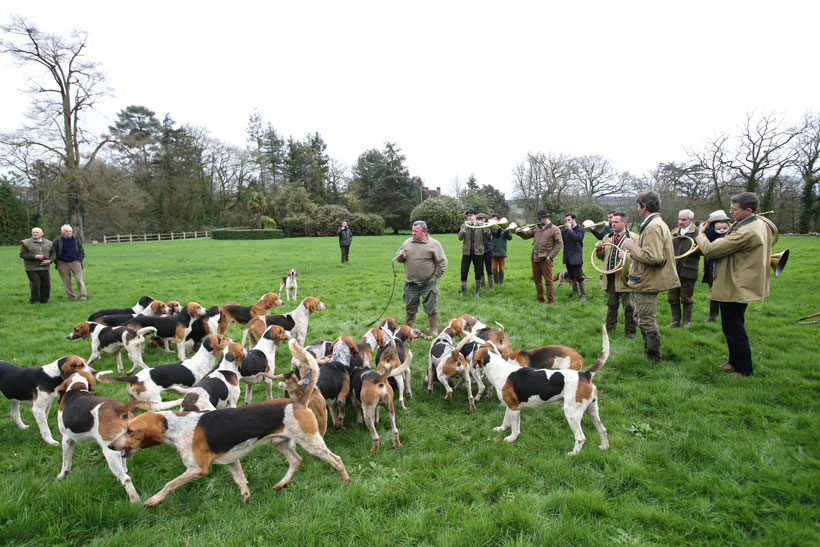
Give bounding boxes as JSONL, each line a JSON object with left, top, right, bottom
{"left": 482, "top": 252, "right": 493, "bottom": 280}
{"left": 26, "top": 269, "right": 51, "bottom": 303}
{"left": 719, "top": 301, "right": 752, "bottom": 376}
{"left": 460, "top": 254, "right": 484, "bottom": 282}
{"left": 531, "top": 260, "right": 554, "bottom": 304}
{"left": 667, "top": 280, "right": 695, "bottom": 304}
{"left": 605, "top": 277, "right": 636, "bottom": 335}
{"left": 340, "top": 245, "right": 350, "bottom": 263}
{"left": 634, "top": 291, "right": 661, "bottom": 359}
{"left": 56, "top": 260, "right": 86, "bottom": 300}
{"left": 566, "top": 263, "right": 585, "bottom": 281}
{"left": 491, "top": 257, "right": 506, "bottom": 274}
{"left": 403, "top": 277, "right": 439, "bottom": 315}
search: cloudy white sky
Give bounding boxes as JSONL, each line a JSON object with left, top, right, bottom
{"left": 2, "top": 1, "right": 818, "bottom": 197}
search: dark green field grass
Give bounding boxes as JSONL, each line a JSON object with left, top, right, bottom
{"left": 0, "top": 234, "right": 818, "bottom": 545}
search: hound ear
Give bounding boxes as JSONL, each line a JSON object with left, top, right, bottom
{"left": 57, "top": 377, "right": 72, "bottom": 402}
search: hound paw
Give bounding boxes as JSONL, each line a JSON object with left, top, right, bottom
{"left": 493, "top": 426, "right": 505, "bottom": 432}
{"left": 274, "top": 480, "right": 290, "bottom": 490}
{"left": 46, "top": 439, "right": 60, "bottom": 447}
{"left": 19, "top": 424, "right": 30, "bottom": 430}
{"left": 598, "top": 444, "right": 609, "bottom": 451}
{"left": 503, "top": 435, "right": 517, "bottom": 443}
{"left": 144, "top": 495, "right": 164, "bottom": 507}
{"left": 56, "top": 472, "right": 67, "bottom": 481}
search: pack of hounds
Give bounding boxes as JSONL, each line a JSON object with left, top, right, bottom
{"left": 1, "top": 275, "right": 611, "bottom": 507}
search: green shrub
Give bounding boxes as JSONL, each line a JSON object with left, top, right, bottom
{"left": 305, "top": 205, "right": 353, "bottom": 237}
{"left": 410, "top": 195, "right": 464, "bottom": 233}
{"left": 281, "top": 216, "right": 308, "bottom": 237}
{"left": 349, "top": 213, "right": 385, "bottom": 235}
{"left": 210, "top": 228, "right": 283, "bottom": 240}
{"left": 574, "top": 203, "right": 607, "bottom": 224}
{"left": 260, "top": 215, "right": 277, "bottom": 229}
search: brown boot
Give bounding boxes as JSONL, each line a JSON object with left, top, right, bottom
{"left": 428, "top": 314, "right": 438, "bottom": 337}
{"left": 405, "top": 312, "right": 416, "bottom": 327}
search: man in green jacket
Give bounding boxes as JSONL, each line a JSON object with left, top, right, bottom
{"left": 396, "top": 220, "right": 448, "bottom": 337}
{"left": 20, "top": 227, "right": 56, "bottom": 304}
{"left": 623, "top": 192, "right": 680, "bottom": 361}
{"left": 696, "top": 192, "right": 771, "bottom": 377}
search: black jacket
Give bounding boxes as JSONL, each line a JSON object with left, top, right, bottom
{"left": 54, "top": 236, "right": 85, "bottom": 267}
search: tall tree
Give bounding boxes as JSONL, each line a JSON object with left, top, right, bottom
{"left": 0, "top": 16, "right": 111, "bottom": 240}
{"left": 285, "top": 132, "right": 330, "bottom": 203}
{"left": 795, "top": 112, "right": 820, "bottom": 233}
{"left": 569, "top": 154, "right": 627, "bottom": 200}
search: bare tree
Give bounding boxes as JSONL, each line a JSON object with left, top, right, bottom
{"left": 448, "top": 175, "right": 464, "bottom": 200}
{"left": 688, "top": 134, "right": 740, "bottom": 210}
{"left": 511, "top": 152, "right": 573, "bottom": 219}
{"left": 569, "top": 154, "right": 627, "bottom": 200}
{"left": 0, "top": 16, "right": 111, "bottom": 239}
{"left": 795, "top": 112, "right": 820, "bottom": 233}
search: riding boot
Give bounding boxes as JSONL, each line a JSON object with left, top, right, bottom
{"left": 405, "top": 312, "right": 416, "bottom": 328}
{"left": 499, "top": 271, "right": 505, "bottom": 285}
{"left": 579, "top": 281, "right": 587, "bottom": 302}
{"left": 705, "top": 300, "right": 719, "bottom": 322}
{"left": 428, "top": 314, "right": 438, "bottom": 337}
{"left": 682, "top": 303, "right": 693, "bottom": 328}
{"left": 474, "top": 279, "right": 481, "bottom": 298}
{"left": 487, "top": 273, "right": 494, "bottom": 290}
{"left": 667, "top": 303, "right": 681, "bottom": 328}
{"left": 480, "top": 277, "right": 486, "bottom": 289}
{"left": 460, "top": 281, "right": 467, "bottom": 297}
{"left": 570, "top": 281, "right": 578, "bottom": 299}
{"left": 644, "top": 331, "right": 662, "bottom": 362}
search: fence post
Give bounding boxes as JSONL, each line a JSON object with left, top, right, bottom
{"left": 129, "top": 234, "right": 133, "bottom": 242}
{"left": 171, "top": 232, "right": 174, "bottom": 241}
{"left": 117, "top": 234, "right": 121, "bottom": 243}
{"left": 144, "top": 234, "right": 147, "bottom": 241}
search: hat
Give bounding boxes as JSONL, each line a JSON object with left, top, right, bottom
{"left": 707, "top": 210, "right": 731, "bottom": 223}
{"left": 465, "top": 208, "right": 477, "bottom": 216}
{"left": 536, "top": 210, "right": 550, "bottom": 219}
{"left": 491, "top": 213, "right": 500, "bottom": 219}
{"left": 476, "top": 212, "right": 487, "bottom": 220}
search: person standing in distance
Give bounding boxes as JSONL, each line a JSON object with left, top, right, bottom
{"left": 396, "top": 220, "right": 448, "bottom": 337}
{"left": 54, "top": 224, "right": 87, "bottom": 301}
{"left": 516, "top": 210, "right": 562, "bottom": 305}
{"left": 337, "top": 220, "right": 352, "bottom": 263}
{"left": 561, "top": 212, "right": 587, "bottom": 302}
{"left": 623, "top": 192, "right": 680, "bottom": 362}
{"left": 20, "top": 226, "right": 56, "bottom": 304}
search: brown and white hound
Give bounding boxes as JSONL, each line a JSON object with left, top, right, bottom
{"left": 67, "top": 321, "right": 157, "bottom": 373}
{"left": 243, "top": 296, "right": 326, "bottom": 346}
{"left": 108, "top": 339, "right": 350, "bottom": 507}
{"left": 278, "top": 269, "right": 298, "bottom": 302}
{"left": 218, "top": 292, "right": 283, "bottom": 335}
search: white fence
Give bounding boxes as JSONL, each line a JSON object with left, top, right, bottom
{"left": 102, "top": 231, "right": 210, "bottom": 243}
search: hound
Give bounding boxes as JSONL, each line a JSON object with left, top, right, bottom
{"left": 185, "top": 305, "right": 222, "bottom": 353}
{"left": 0, "top": 355, "right": 89, "bottom": 446}
{"left": 427, "top": 320, "right": 476, "bottom": 411}
{"left": 97, "top": 302, "right": 206, "bottom": 361}
{"left": 290, "top": 340, "right": 332, "bottom": 377}
{"left": 88, "top": 296, "right": 166, "bottom": 322}
{"left": 95, "top": 334, "right": 230, "bottom": 403}
{"left": 277, "top": 370, "right": 328, "bottom": 437}
{"left": 278, "top": 269, "right": 298, "bottom": 302}
{"left": 238, "top": 325, "right": 290, "bottom": 405}
{"left": 108, "top": 339, "right": 350, "bottom": 507}
{"left": 315, "top": 336, "right": 357, "bottom": 430}
{"left": 243, "top": 296, "right": 326, "bottom": 346}
{"left": 470, "top": 327, "right": 610, "bottom": 454}
{"left": 457, "top": 314, "right": 513, "bottom": 360}
{"left": 175, "top": 342, "right": 246, "bottom": 412}
{"left": 218, "top": 292, "right": 283, "bottom": 335}
{"left": 55, "top": 369, "right": 181, "bottom": 502}
{"left": 350, "top": 343, "right": 413, "bottom": 452}
{"left": 375, "top": 325, "right": 417, "bottom": 410}
{"left": 67, "top": 321, "right": 156, "bottom": 373}
{"left": 508, "top": 344, "right": 584, "bottom": 371}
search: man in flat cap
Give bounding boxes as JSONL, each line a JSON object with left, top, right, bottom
{"left": 516, "top": 210, "right": 562, "bottom": 305}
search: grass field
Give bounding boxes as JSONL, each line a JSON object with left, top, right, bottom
{"left": 0, "top": 234, "right": 818, "bottom": 546}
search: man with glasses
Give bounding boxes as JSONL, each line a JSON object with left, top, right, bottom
{"left": 696, "top": 192, "right": 771, "bottom": 377}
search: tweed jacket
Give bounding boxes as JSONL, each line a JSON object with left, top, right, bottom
{"left": 596, "top": 229, "right": 638, "bottom": 292}
{"left": 627, "top": 213, "right": 680, "bottom": 293}
{"left": 671, "top": 225, "right": 700, "bottom": 282}
{"left": 20, "top": 237, "right": 56, "bottom": 271}
{"left": 695, "top": 215, "right": 771, "bottom": 303}
{"left": 458, "top": 225, "right": 486, "bottom": 255}
{"left": 518, "top": 223, "right": 562, "bottom": 263}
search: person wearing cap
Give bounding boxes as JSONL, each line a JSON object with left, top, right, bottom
{"left": 19, "top": 226, "right": 56, "bottom": 304}
{"left": 477, "top": 213, "right": 494, "bottom": 291}
{"left": 700, "top": 210, "right": 732, "bottom": 322}
{"left": 490, "top": 213, "right": 512, "bottom": 285}
{"left": 696, "top": 193, "right": 771, "bottom": 377}
{"left": 396, "top": 220, "right": 448, "bottom": 337}
{"left": 516, "top": 210, "right": 562, "bottom": 305}
{"left": 667, "top": 209, "right": 700, "bottom": 327}
{"left": 457, "top": 208, "right": 487, "bottom": 298}
{"left": 561, "top": 212, "right": 587, "bottom": 302}
{"left": 623, "top": 191, "right": 680, "bottom": 362}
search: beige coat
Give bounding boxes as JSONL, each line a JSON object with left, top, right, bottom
{"left": 695, "top": 215, "right": 771, "bottom": 303}
{"left": 458, "top": 225, "right": 486, "bottom": 255}
{"left": 517, "top": 223, "right": 562, "bottom": 262}
{"left": 627, "top": 213, "right": 680, "bottom": 293}
{"left": 397, "top": 236, "right": 448, "bottom": 284}
{"left": 596, "top": 229, "right": 638, "bottom": 292}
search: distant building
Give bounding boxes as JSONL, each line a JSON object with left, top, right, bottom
{"left": 423, "top": 186, "right": 442, "bottom": 199}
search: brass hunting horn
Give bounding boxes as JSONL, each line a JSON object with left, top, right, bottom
{"left": 590, "top": 242, "right": 627, "bottom": 275}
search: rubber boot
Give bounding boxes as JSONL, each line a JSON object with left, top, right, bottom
{"left": 405, "top": 312, "right": 416, "bottom": 328}
{"left": 487, "top": 273, "right": 494, "bottom": 290}
{"left": 428, "top": 314, "right": 438, "bottom": 337}
{"left": 474, "top": 279, "right": 481, "bottom": 298}
{"left": 644, "top": 331, "right": 662, "bottom": 362}
{"left": 499, "top": 272, "right": 505, "bottom": 285}
{"left": 682, "top": 303, "right": 693, "bottom": 328}
{"left": 579, "top": 281, "right": 587, "bottom": 302}
{"left": 705, "top": 300, "right": 719, "bottom": 322}
{"left": 667, "top": 303, "right": 681, "bottom": 327}
{"left": 570, "top": 281, "right": 578, "bottom": 299}
{"left": 460, "top": 281, "right": 467, "bottom": 297}
{"left": 480, "top": 277, "right": 486, "bottom": 289}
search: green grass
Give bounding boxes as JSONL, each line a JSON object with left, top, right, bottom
{"left": 0, "top": 234, "right": 818, "bottom": 545}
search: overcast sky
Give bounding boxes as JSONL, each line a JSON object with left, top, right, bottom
{"left": 2, "top": 1, "right": 818, "bottom": 197}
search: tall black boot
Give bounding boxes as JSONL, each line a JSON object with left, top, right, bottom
{"left": 667, "top": 303, "right": 681, "bottom": 328}
{"left": 682, "top": 303, "right": 693, "bottom": 328}
{"left": 705, "top": 300, "right": 719, "bottom": 322}
{"left": 474, "top": 279, "right": 481, "bottom": 298}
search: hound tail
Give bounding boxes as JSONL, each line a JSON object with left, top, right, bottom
{"left": 388, "top": 349, "right": 413, "bottom": 379}
{"left": 586, "top": 325, "right": 610, "bottom": 377}
{"left": 95, "top": 370, "right": 138, "bottom": 384}
{"left": 137, "top": 326, "right": 157, "bottom": 337}
{"left": 123, "top": 398, "right": 184, "bottom": 413}
{"left": 288, "top": 339, "right": 319, "bottom": 406}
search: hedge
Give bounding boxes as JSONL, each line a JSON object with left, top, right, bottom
{"left": 282, "top": 209, "right": 385, "bottom": 237}
{"left": 210, "top": 228, "right": 284, "bottom": 240}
